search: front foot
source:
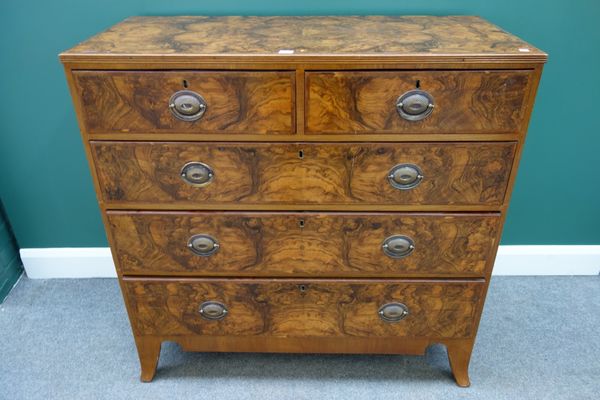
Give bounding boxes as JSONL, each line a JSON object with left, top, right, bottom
{"left": 134, "top": 336, "right": 162, "bottom": 382}
{"left": 446, "top": 340, "right": 474, "bottom": 387}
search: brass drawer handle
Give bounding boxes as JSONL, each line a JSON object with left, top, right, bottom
{"left": 187, "top": 234, "right": 220, "bottom": 256}
{"left": 396, "top": 89, "right": 434, "bottom": 121}
{"left": 169, "top": 90, "right": 207, "bottom": 121}
{"left": 382, "top": 235, "right": 415, "bottom": 259}
{"left": 388, "top": 163, "right": 423, "bottom": 190}
{"left": 199, "top": 301, "right": 228, "bottom": 320}
{"left": 378, "top": 303, "right": 409, "bottom": 323}
{"left": 180, "top": 162, "right": 214, "bottom": 187}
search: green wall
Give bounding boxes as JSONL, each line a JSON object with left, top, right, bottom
{"left": 0, "top": 1, "right": 599, "bottom": 247}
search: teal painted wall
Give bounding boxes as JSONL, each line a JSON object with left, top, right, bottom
{"left": 0, "top": 1, "right": 599, "bottom": 247}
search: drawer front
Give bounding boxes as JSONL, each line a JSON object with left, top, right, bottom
{"left": 306, "top": 70, "right": 532, "bottom": 134}
{"left": 124, "top": 278, "right": 484, "bottom": 339}
{"left": 109, "top": 212, "right": 500, "bottom": 277}
{"left": 73, "top": 71, "right": 295, "bottom": 134}
{"left": 91, "top": 141, "right": 516, "bottom": 207}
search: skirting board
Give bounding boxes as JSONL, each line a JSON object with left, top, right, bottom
{"left": 19, "top": 246, "right": 600, "bottom": 279}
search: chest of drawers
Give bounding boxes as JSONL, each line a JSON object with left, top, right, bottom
{"left": 61, "top": 16, "right": 546, "bottom": 386}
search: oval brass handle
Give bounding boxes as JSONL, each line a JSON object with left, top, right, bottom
{"left": 382, "top": 235, "right": 415, "bottom": 259}
{"left": 199, "top": 301, "right": 228, "bottom": 320}
{"left": 180, "top": 162, "right": 214, "bottom": 187}
{"left": 188, "top": 234, "right": 220, "bottom": 256}
{"left": 169, "top": 90, "right": 207, "bottom": 121}
{"left": 396, "top": 89, "right": 434, "bottom": 121}
{"left": 388, "top": 163, "right": 423, "bottom": 190}
{"left": 378, "top": 303, "right": 409, "bottom": 323}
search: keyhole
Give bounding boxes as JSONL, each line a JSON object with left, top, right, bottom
{"left": 298, "top": 284, "right": 307, "bottom": 293}
{"left": 183, "top": 79, "right": 189, "bottom": 88}
{"left": 298, "top": 150, "right": 304, "bottom": 159}
{"left": 415, "top": 80, "right": 421, "bottom": 89}
{"left": 298, "top": 219, "right": 305, "bottom": 228}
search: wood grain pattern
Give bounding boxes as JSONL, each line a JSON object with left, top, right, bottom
{"left": 59, "top": 15, "right": 547, "bottom": 386}
{"left": 73, "top": 71, "right": 294, "bottom": 134}
{"left": 60, "top": 16, "right": 547, "bottom": 64}
{"left": 108, "top": 211, "right": 500, "bottom": 277}
{"left": 306, "top": 70, "right": 531, "bottom": 134}
{"left": 91, "top": 141, "right": 516, "bottom": 207}
{"left": 124, "top": 278, "right": 484, "bottom": 339}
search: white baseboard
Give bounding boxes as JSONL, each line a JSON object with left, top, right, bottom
{"left": 19, "top": 245, "right": 600, "bottom": 279}
{"left": 20, "top": 248, "right": 116, "bottom": 279}
{"left": 493, "top": 245, "right": 600, "bottom": 275}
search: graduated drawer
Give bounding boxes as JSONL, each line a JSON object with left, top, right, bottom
{"left": 306, "top": 70, "right": 533, "bottom": 134}
{"left": 123, "top": 278, "right": 484, "bottom": 339}
{"left": 91, "top": 141, "right": 516, "bottom": 207}
{"left": 108, "top": 211, "right": 500, "bottom": 278}
{"left": 73, "top": 71, "right": 295, "bottom": 134}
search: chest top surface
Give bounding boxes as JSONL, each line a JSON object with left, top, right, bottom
{"left": 60, "top": 16, "right": 547, "bottom": 64}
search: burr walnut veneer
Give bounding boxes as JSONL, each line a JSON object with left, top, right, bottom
{"left": 61, "top": 16, "right": 546, "bottom": 386}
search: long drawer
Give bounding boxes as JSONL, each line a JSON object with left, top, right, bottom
{"left": 73, "top": 71, "right": 295, "bottom": 134}
{"left": 306, "top": 70, "right": 533, "bottom": 134}
{"left": 108, "top": 211, "right": 500, "bottom": 277}
{"left": 91, "top": 141, "right": 516, "bottom": 207}
{"left": 123, "top": 278, "right": 484, "bottom": 339}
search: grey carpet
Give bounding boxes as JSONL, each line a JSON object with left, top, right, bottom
{"left": 0, "top": 276, "right": 598, "bottom": 400}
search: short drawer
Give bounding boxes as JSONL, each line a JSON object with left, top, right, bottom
{"left": 108, "top": 211, "right": 500, "bottom": 277}
{"left": 91, "top": 141, "right": 516, "bottom": 207}
{"left": 123, "top": 278, "right": 484, "bottom": 339}
{"left": 306, "top": 70, "right": 532, "bottom": 134}
{"left": 73, "top": 71, "right": 295, "bottom": 134}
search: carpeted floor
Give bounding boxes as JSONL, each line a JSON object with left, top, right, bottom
{"left": 0, "top": 276, "right": 598, "bottom": 400}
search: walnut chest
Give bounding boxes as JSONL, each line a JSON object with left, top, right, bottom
{"left": 61, "top": 16, "right": 546, "bottom": 386}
